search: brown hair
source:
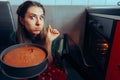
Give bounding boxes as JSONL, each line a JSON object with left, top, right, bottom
{"left": 15, "top": 1, "right": 47, "bottom": 45}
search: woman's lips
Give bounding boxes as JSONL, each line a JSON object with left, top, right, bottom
{"left": 34, "top": 29, "right": 41, "bottom": 31}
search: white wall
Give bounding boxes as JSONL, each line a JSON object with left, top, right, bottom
{"left": 0, "top": 0, "right": 120, "bottom": 6}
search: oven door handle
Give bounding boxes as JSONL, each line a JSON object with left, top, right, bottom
{"left": 78, "top": 45, "right": 93, "bottom": 67}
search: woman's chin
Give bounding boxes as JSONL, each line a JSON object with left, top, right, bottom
{"left": 32, "top": 31, "right": 40, "bottom": 36}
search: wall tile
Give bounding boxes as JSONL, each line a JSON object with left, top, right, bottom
{"left": 6, "top": 0, "right": 24, "bottom": 5}
{"left": 55, "top": 0, "right": 72, "bottom": 5}
{"left": 1, "top": 0, "right": 120, "bottom": 6}
{"left": 72, "top": 0, "right": 88, "bottom": 5}
{"left": 106, "top": 0, "right": 120, "bottom": 5}
{"left": 88, "top": 0, "right": 106, "bottom": 5}
{"left": 40, "top": 0, "right": 55, "bottom": 5}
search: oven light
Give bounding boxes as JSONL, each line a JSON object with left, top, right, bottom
{"left": 102, "top": 43, "right": 108, "bottom": 49}
{"left": 96, "top": 43, "right": 109, "bottom": 50}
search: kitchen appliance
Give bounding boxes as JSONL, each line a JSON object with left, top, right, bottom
{"left": 0, "top": 1, "right": 15, "bottom": 53}
{"left": 83, "top": 8, "right": 120, "bottom": 80}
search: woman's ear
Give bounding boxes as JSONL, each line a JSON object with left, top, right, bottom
{"left": 19, "top": 17, "right": 25, "bottom": 25}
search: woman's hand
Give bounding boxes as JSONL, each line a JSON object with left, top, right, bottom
{"left": 47, "top": 25, "right": 60, "bottom": 41}
{"left": 46, "top": 25, "right": 60, "bottom": 63}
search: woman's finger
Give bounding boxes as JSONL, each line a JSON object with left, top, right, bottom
{"left": 52, "top": 29, "right": 59, "bottom": 34}
{"left": 48, "top": 25, "right": 52, "bottom": 32}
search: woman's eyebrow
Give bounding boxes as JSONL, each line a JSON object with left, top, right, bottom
{"left": 29, "top": 13, "right": 44, "bottom": 16}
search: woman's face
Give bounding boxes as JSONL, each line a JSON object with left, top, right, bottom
{"left": 21, "top": 6, "right": 45, "bottom": 36}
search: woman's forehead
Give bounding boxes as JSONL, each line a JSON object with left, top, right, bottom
{"left": 26, "top": 6, "right": 44, "bottom": 15}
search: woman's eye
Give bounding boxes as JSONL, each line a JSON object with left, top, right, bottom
{"left": 30, "top": 16, "right": 35, "bottom": 20}
{"left": 39, "top": 16, "right": 44, "bottom": 20}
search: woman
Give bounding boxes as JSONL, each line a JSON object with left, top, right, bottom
{"left": 10, "top": 1, "right": 66, "bottom": 80}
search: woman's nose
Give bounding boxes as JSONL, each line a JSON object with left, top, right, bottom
{"left": 36, "top": 19, "right": 41, "bottom": 26}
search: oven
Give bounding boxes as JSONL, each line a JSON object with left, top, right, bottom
{"left": 83, "top": 12, "right": 118, "bottom": 80}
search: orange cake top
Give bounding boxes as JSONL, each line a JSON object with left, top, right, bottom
{"left": 3, "top": 46, "right": 46, "bottom": 67}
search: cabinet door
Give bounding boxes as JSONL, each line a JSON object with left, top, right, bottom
{"left": 106, "top": 21, "right": 120, "bottom": 80}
